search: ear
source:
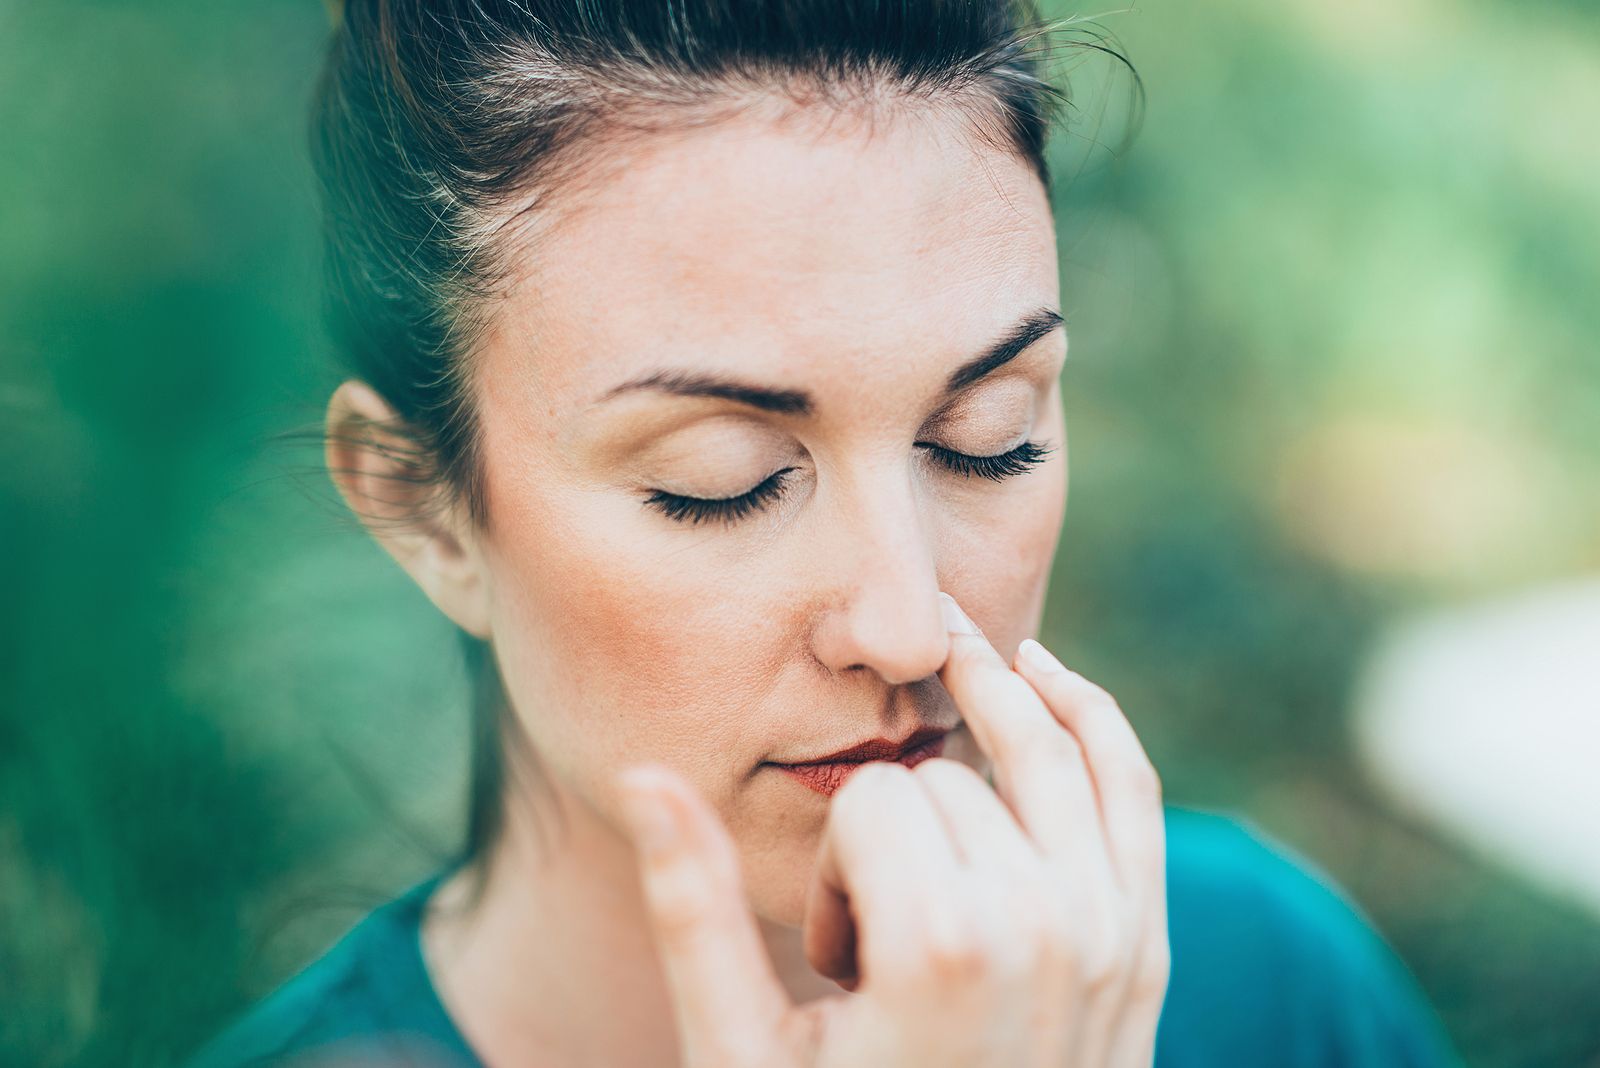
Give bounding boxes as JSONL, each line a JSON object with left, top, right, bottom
{"left": 324, "top": 379, "right": 494, "bottom": 640}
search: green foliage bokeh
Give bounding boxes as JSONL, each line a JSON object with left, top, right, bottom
{"left": 3, "top": 2, "right": 1598, "bottom": 1066}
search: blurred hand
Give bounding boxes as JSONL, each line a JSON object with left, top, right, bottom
{"left": 615, "top": 591, "right": 1170, "bottom": 1068}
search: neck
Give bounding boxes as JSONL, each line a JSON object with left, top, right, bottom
{"left": 420, "top": 776, "right": 836, "bottom": 1068}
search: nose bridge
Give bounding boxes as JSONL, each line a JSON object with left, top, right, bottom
{"left": 810, "top": 457, "right": 948, "bottom": 684}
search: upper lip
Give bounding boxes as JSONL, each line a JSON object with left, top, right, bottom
{"left": 776, "top": 725, "right": 951, "bottom": 766}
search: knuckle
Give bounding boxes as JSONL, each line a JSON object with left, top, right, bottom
{"left": 1020, "top": 728, "right": 1085, "bottom": 778}
{"left": 1073, "top": 938, "right": 1124, "bottom": 997}
{"left": 1017, "top": 910, "right": 1069, "bottom": 976}
{"left": 1035, "top": 897, "right": 1078, "bottom": 960}
{"left": 1112, "top": 752, "right": 1164, "bottom": 803}
{"left": 993, "top": 933, "right": 1041, "bottom": 982}
{"left": 1076, "top": 691, "right": 1124, "bottom": 729}
{"left": 918, "top": 912, "right": 992, "bottom": 985}
{"left": 1048, "top": 727, "right": 1089, "bottom": 765}
{"left": 1064, "top": 672, "right": 1115, "bottom": 703}
{"left": 1048, "top": 671, "right": 1110, "bottom": 710}
{"left": 995, "top": 876, "right": 1070, "bottom": 971}
{"left": 648, "top": 874, "right": 717, "bottom": 946}
{"left": 1131, "top": 937, "right": 1173, "bottom": 1001}
{"left": 1067, "top": 905, "right": 1130, "bottom": 995}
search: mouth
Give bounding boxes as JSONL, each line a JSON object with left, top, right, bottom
{"left": 767, "top": 726, "right": 951, "bottom": 798}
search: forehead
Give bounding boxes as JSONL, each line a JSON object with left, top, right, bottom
{"left": 480, "top": 97, "right": 1060, "bottom": 411}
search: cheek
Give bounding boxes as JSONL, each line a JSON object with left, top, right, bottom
{"left": 482, "top": 478, "right": 795, "bottom": 806}
{"left": 1020, "top": 443, "right": 1069, "bottom": 598}
{"left": 943, "top": 436, "right": 1068, "bottom": 642}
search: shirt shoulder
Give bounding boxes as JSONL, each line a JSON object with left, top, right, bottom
{"left": 1158, "top": 806, "right": 1460, "bottom": 1068}
{"left": 183, "top": 876, "right": 477, "bottom": 1068}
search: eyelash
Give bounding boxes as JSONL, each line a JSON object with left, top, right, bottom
{"left": 642, "top": 439, "right": 1054, "bottom": 527}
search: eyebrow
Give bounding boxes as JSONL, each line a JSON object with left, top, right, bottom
{"left": 596, "top": 306, "right": 1065, "bottom": 417}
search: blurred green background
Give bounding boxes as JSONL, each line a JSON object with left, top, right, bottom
{"left": 3, "top": 1, "right": 1598, "bottom": 1065}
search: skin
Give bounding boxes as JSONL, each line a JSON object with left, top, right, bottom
{"left": 325, "top": 93, "right": 1165, "bottom": 1067}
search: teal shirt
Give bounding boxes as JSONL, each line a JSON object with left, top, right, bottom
{"left": 187, "top": 808, "right": 1461, "bottom": 1067}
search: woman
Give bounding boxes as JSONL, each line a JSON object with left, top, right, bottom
{"left": 190, "top": 1, "right": 1460, "bottom": 1065}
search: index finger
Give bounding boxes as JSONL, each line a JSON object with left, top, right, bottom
{"left": 935, "top": 592, "right": 1105, "bottom": 868}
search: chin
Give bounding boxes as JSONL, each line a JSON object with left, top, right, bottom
{"left": 736, "top": 821, "right": 824, "bottom": 927}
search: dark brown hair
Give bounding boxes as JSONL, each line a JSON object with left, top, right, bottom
{"left": 310, "top": 0, "right": 1136, "bottom": 883}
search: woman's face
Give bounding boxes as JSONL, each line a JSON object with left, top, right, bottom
{"left": 470, "top": 98, "right": 1067, "bottom": 924}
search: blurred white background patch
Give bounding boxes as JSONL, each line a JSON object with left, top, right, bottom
{"left": 1353, "top": 575, "right": 1600, "bottom": 919}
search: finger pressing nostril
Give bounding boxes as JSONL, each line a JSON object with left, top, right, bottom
{"left": 938, "top": 591, "right": 982, "bottom": 636}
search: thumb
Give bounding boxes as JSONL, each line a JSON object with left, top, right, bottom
{"left": 615, "top": 763, "right": 794, "bottom": 1066}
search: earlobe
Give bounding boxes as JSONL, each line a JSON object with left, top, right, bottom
{"left": 324, "top": 379, "right": 495, "bottom": 640}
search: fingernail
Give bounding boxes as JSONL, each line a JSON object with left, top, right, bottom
{"left": 617, "top": 769, "right": 679, "bottom": 859}
{"left": 939, "top": 592, "right": 981, "bottom": 635}
{"left": 1017, "top": 637, "right": 1067, "bottom": 674}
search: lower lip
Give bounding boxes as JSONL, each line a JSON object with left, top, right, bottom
{"left": 771, "top": 734, "right": 947, "bottom": 797}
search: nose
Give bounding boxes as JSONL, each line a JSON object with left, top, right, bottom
{"left": 807, "top": 464, "right": 950, "bottom": 686}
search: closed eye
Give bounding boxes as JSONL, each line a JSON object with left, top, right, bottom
{"left": 917, "top": 439, "right": 1054, "bottom": 481}
{"left": 641, "top": 467, "right": 798, "bottom": 526}
{"left": 641, "top": 439, "right": 1053, "bottom": 527}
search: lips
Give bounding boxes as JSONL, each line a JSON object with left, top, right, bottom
{"left": 770, "top": 727, "right": 950, "bottom": 797}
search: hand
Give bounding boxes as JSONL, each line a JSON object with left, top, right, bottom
{"left": 614, "top": 591, "right": 1170, "bottom": 1068}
